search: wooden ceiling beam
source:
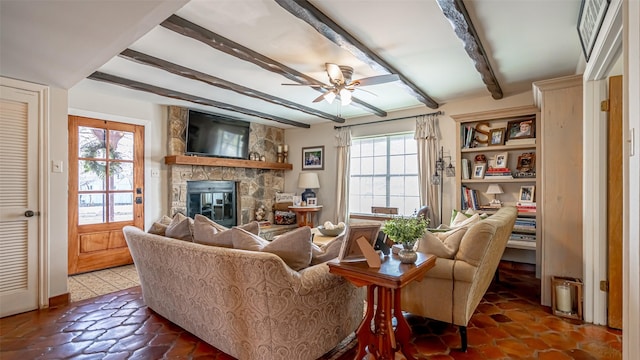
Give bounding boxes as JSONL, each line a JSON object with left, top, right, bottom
{"left": 161, "top": 15, "right": 388, "bottom": 117}
{"left": 437, "top": 0, "right": 503, "bottom": 99}
{"left": 88, "top": 72, "right": 311, "bottom": 128}
{"left": 275, "top": 0, "right": 440, "bottom": 109}
{"left": 119, "top": 49, "right": 345, "bottom": 123}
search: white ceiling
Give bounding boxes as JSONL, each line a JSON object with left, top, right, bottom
{"left": 1, "top": 0, "right": 584, "bottom": 129}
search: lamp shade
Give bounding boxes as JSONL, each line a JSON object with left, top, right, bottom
{"left": 298, "top": 172, "right": 320, "bottom": 189}
{"left": 486, "top": 184, "right": 504, "bottom": 195}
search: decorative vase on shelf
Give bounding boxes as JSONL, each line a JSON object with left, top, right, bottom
{"left": 398, "top": 241, "right": 418, "bottom": 264}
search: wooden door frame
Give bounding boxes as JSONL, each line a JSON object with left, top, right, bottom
{"left": 67, "top": 115, "right": 144, "bottom": 274}
{"left": 0, "top": 77, "right": 50, "bottom": 309}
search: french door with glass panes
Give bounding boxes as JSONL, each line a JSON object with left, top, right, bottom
{"left": 68, "top": 116, "right": 144, "bottom": 275}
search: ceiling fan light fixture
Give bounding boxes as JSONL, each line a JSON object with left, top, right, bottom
{"left": 339, "top": 88, "right": 352, "bottom": 106}
{"left": 324, "top": 91, "right": 336, "bottom": 104}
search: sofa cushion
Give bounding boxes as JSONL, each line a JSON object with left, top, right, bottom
{"left": 417, "top": 227, "right": 467, "bottom": 259}
{"left": 455, "top": 220, "right": 496, "bottom": 267}
{"left": 165, "top": 213, "right": 193, "bottom": 241}
{"left": 148, "top": 215, "right": 172, "bottom": 236}
{"left": 310, "top": 234, "right": 345, "bottom": 265}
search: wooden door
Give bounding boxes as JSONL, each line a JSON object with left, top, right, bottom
{"left": 0, "top": 84, "right": 40, "bottom": 317}
{"left": 68, "top": 116, "right": 144, "bottom": 275}
{"left": 607, "top": 75, "right": 623, "bottom": 329}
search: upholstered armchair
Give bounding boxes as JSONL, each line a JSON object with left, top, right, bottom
{"left": 401, "top": 206, "right": 517, "bottom": 351}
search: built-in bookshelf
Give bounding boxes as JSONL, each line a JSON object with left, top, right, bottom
{"left": 452, "top": 106, "right": 541, "bottom": 267}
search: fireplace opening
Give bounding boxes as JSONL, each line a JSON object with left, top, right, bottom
{"left": 187, "top": 180, "right": 238, "bottom": 227}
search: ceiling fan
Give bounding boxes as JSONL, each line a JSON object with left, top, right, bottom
{"left": 284, "top": 63, "right": 400, "bottom": 106}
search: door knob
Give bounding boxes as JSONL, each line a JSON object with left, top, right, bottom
{"left": 24, "top": 210, "right": 35, "bottom": 217}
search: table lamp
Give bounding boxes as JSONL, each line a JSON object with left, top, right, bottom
{"left": 298, "top": 172, "right": 320, "bottom": 202}
{"left": 486, "top": 184, "right": 504, "bottom": 207}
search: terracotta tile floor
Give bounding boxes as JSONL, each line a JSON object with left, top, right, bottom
{"left": 0, "top": 268, "right": 622, "bottom": 359}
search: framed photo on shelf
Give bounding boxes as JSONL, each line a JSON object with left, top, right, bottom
{"left": 302, "top": 146, "right": 324, "bottom": 170}
{"left": 516, "top": 152, "right": 536, "bottom": 172}
{"left": 506, "top": 119, "right": 536, "bottom": 140}
{"left": 489, "top": 128, "right": 506, "bottom": 146}
{"left": 338, "top": 223, "right": 381, "bottom": 263}
{"left": 472, "top": 163, "right": 486, "bottom": 179}
{"left": 518, "top": 185, "right": 535, "bottom": 203}
{"left": 495, "top": 152, "right": 508, "bottom": 168}
{"left": 306, "top": 197, "right": 317, "bottom": 206}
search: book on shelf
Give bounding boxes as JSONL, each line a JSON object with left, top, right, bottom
{"left": 516, "top": 201, "right": 537, "bottom": 212}
{"left": 461, "top": 125, "right": 476, "bottom": 148}
{"left": 510, "top": 233, "right": 536, "bottom": 242}
{"left": 484, "top": 167, "right": 513, "bottom": 179}
{"left": 462, "top": 158, "right": 470, "bottom": 179}
{"left": 505, "top": 138, "right": 536, "bottom": 146}
{"left": 461, "top": 186, "right": 479, "bottom": 210}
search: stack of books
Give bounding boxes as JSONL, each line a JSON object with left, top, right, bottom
{"left": 506, "top": 138, "right": 536, "bottom": 146}
{"left": 484, "top": 167, "right": 513, "bottom": 179}
{"left": 516, "top": 202, "right": 537, "bottom": 213}
{"left": 514, "top": 217, "right": 536, "bottom": 232}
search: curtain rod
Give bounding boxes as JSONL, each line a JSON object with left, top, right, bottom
{"left": 333, "top": 110, "right": 444, "bottom": 129}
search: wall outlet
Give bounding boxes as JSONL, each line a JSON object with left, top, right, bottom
{"left": 150, "top": 169, "right": 160, "bottom": 178}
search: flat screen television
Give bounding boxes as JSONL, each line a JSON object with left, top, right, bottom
{"left": 186, "top": 110, "right": 250, "bottom": 160}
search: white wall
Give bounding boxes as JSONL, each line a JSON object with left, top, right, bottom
{"left": 284, "top": 91, "right": 534, "bottom": 225}
{"left": 68, "top": 80, "right": 168, "bottom": 231}
{"left": 45, "top": 86, "right": 69, "bottom": 298}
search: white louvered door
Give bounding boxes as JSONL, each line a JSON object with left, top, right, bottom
{"left": 0, "top": 85, "right": 39, "bottom": 317}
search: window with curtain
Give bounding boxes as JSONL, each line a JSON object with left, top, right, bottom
{"left": 349, "top": 132, "right": 420, "bottom": 216}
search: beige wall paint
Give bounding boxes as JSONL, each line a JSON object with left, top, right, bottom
{"left": 284, "top": 91, "right": 535, "bottom": 224}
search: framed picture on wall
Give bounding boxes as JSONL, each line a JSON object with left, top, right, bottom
{"left": 302, "top": 146, "right": 324, "bottom": 170}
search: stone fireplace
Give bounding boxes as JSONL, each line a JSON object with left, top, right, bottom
{"left": 166, "top": 107, "right": 286, "bottom": 224}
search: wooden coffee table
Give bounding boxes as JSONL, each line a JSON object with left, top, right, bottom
{"left": 327, "top": 252, "right": 436, "bottom": 360}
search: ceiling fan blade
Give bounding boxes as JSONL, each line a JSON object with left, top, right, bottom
{"left": 350, "top": 74, "right": 400, "bottom": 87}
{"left": 326, "top": 63, "right": 344, "bottom": 84}
{"left": 281, "top": 83, "right": 326, "bottom": 88}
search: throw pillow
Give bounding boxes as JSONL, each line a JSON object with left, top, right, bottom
{"left": 165, "top": 213, "right": 194, "bottom": 241}
{"left": 450, "top": 213, "right": 480, "bottom": 228}
{"left": 231, "top": 228, "right": 270, "bottom": 251}
{"left": 310, "top": 234, "right": 345, "bottom": 265}
{"left": 237, "top": 221, "right": 259, "bottom": 235}
{"left": 416, "top": 227, "right": 468, "bottom": 259}
{"left": 262, "top": 227, "right": 313, "bottom": 271}
{"left": 192, "top": 214, "right": 233, "bottom": 248}
{"left": 232, "top": 227, "right": 314, "bottom": 271}
{"left": 148, "top": 215, "right": 172, "bottom": 235}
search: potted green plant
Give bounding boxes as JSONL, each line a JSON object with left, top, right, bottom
{"left": 382, "top": 214, "right": 429, "bottom": 264}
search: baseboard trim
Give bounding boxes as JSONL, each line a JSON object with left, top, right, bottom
{"left": 49, "top": 292, "right": 70, "bottom": 308}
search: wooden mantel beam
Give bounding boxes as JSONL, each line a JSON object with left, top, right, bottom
{"left": 161, "top": 15, "right": 388, "bottom": 117}
{"left": 275, "top": 0, "right": 440, "bottom": 109}
{"left": 437, "top": 0, "right": 503, "bottom": 99}
{"left": 88, "top": 72, "right": 310, "bottom": 128}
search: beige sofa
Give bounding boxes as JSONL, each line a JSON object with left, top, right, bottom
{"left": 401, "top": 206, "right": 518, "bottom": 351}
{"left": 123, "top": 225, "right": 364, "bottom": 360}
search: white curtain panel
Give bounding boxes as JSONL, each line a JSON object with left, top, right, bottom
{"left": 334, "top": 127, "right": 351, "bottom": 223}
{"left": 415, "top": 115, "right": 441, "bottom": 226}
